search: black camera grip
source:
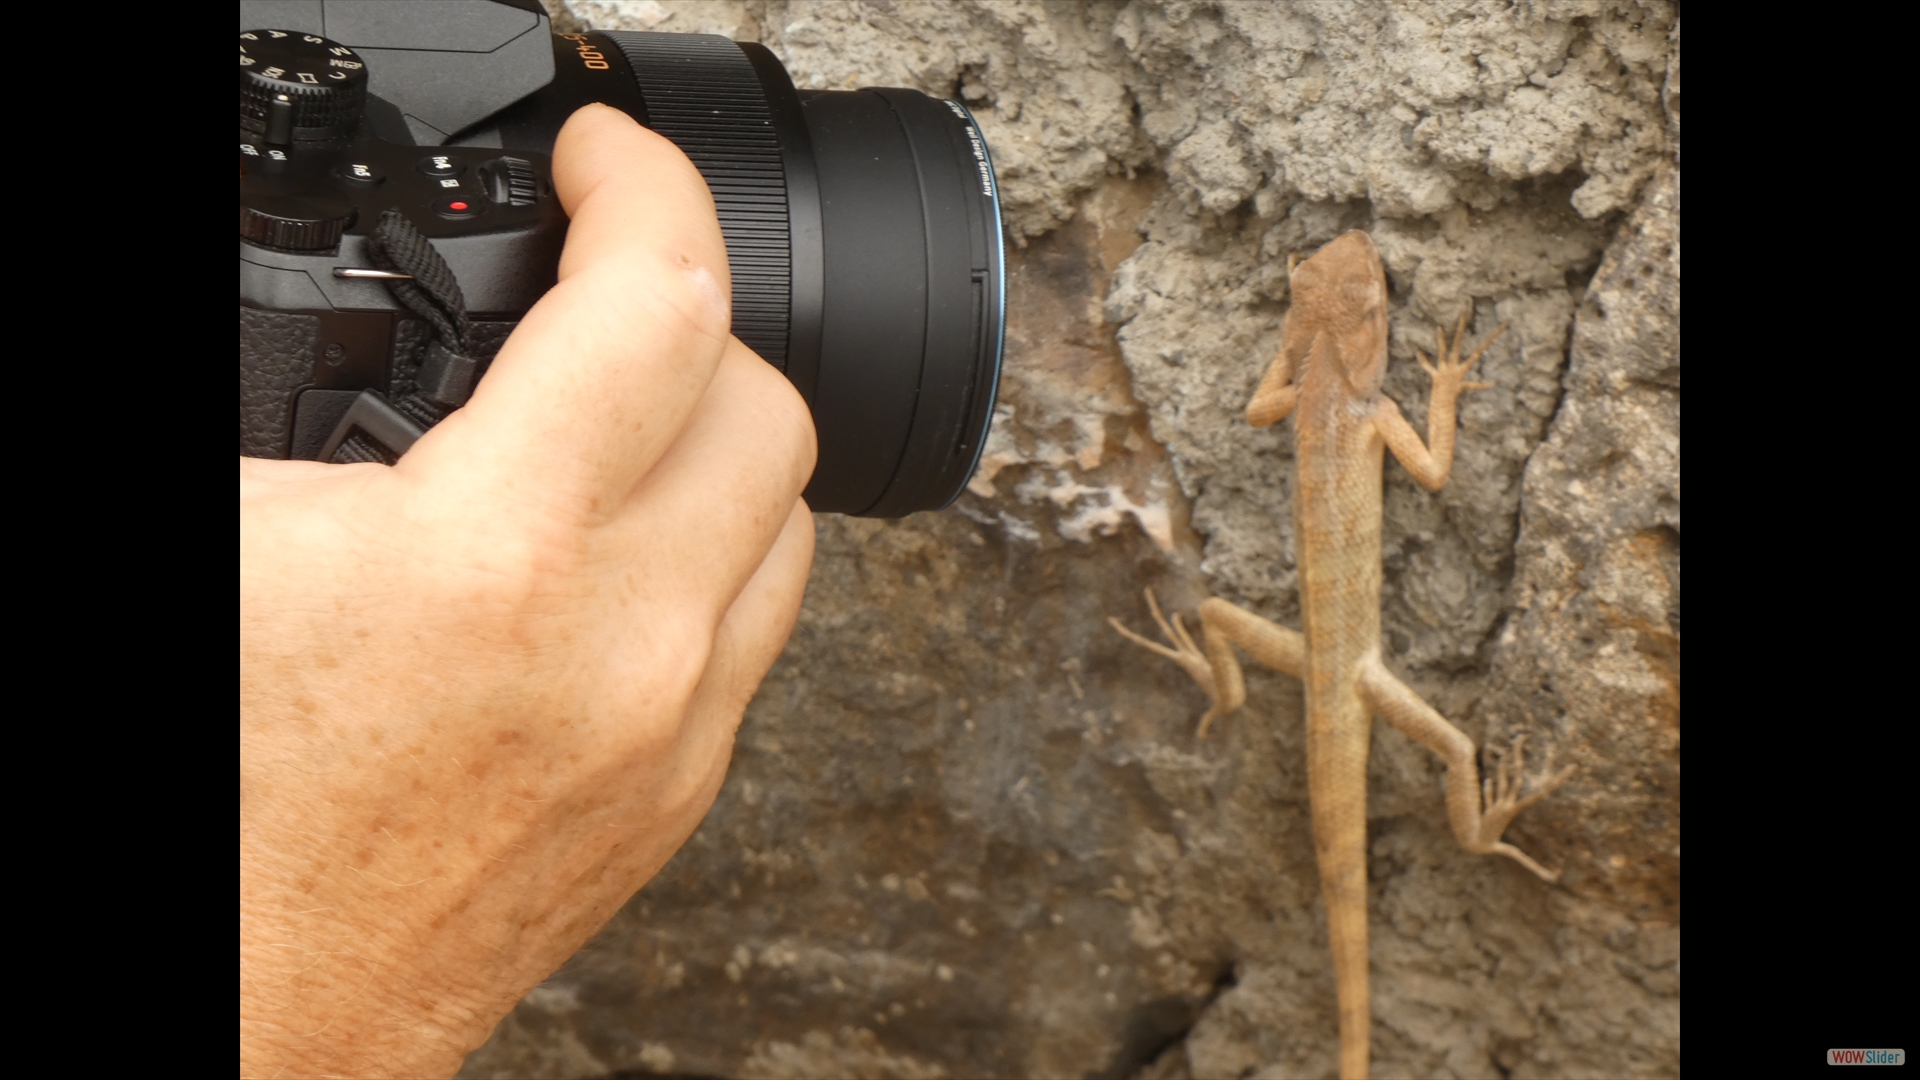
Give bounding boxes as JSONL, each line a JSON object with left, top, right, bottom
{"left": 239, "top": 309, "right": 524, "bottom": 462}
{"left": 240, "top": 306, "right": 321, "bottom": 458}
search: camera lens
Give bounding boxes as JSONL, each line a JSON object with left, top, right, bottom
{"left": 487, "top": 32, "right": 1006, "bottom": 517}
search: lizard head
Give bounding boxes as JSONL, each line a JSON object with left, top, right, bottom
{"left": 1290, "top": 230, "right": 1390, "bottom": 395}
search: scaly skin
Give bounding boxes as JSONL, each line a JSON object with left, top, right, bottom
{"left": 1111, "top": 231, "right": 1574, "bottom": 1080}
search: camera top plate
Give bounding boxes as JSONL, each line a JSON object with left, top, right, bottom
{"left": 241, "top": 25, "right": 558, "bottom": 241}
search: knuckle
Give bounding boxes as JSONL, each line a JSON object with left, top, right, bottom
{"left": 584, "top": 253, "right": 733, "bottom": 351}
{"left": 730, "top": 349, "right": 819, "bottom": 479}
{"left": 435, "top": 525, "right": 594, "bottom": 631}
{"left": 591, "top": 613, "right": 717, "bottom": 759}
{"left": 638, "top": 611, "right": 718, "bottom": 713}
{"left": 766, "top": 390, "right": 819, "bottom": 480}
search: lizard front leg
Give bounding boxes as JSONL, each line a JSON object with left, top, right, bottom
{"left": 1358, "top": 655, "right": 1575, "bottom": 880}
{"left": 1246, "top": 330, "right": 1307, "bottom": 428}
{"left": 1109, "top": 590, "right": 1306, "bottom": 738}
{"left": 1375, "top": 307, "right": 1503, "bottom": 491}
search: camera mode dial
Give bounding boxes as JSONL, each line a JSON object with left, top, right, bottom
{"left": 240, "top": 30, "right": 368, "bottom": 143}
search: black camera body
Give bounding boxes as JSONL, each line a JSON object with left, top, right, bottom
{"left": 240, "top": 0, "right": 1006, "bottom": 517}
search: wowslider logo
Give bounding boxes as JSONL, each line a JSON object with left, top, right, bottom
{"left": 1828, "top": 1049, "right": 1905, "bottom": 1065}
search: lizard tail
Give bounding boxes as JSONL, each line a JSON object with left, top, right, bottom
{"left": 1324, "top": 856, "right": 1370, "bottom": 1079}
{"left": 1310, "top": 699, "right": 1373, "bottom": 1078}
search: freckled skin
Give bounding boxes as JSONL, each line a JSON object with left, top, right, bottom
{"left": 1112, "top": 230, "right": 1574, "bottom": 1079}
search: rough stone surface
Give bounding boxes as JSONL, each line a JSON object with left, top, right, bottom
{"left": 463, "top": 3, "right": 1679, "bottom": 1077}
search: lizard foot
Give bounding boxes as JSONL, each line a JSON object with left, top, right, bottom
{"left": 1108, "top": 588, "right": 1227, "bottom": 738}
{"left": 1473, "top": 735, "right": 1577, "bottom": 882}
{"left": 1417, "top": 304, "right": 1506, "bottom": 395}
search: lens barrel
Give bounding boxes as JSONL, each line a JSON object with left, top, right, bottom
{"left": 590, "top": 32, "right": 1006, "bottom": 517}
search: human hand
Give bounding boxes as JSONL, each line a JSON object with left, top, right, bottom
{"left": 240, "top": 104, "right": 816, "bottom": 1078}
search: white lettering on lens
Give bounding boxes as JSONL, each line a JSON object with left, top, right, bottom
{"left": 962, "top": 126, "right": 992, "bottom": 195}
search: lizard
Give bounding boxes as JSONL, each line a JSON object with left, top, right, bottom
{"left": 1110, "top": 229, "right": 1574, "bottom": 1080}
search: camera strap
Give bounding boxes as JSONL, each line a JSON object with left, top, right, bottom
{"left": 322, "top": 209, "right": 486, "bottom": 465}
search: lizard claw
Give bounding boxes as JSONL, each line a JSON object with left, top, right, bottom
{"left": 1425, "top": 304, "right": 1506, "bottom": 396}
{"left": 1108, "top": 588, "right": 1225, "bottom": 737}
{"left": 1474, "top": 734, "right": 1577, "bottom": 881}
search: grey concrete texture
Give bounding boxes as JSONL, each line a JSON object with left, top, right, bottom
{"left": 463, "top": 2, "right": 1679, "bottom": 1077}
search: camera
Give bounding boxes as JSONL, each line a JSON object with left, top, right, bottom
{"left": 239, "top": 0, "right": 1006, "bottom": 516}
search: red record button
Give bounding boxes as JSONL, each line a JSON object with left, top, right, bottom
{"left": 434, "top": 194, "right": 481, "bottom": 218}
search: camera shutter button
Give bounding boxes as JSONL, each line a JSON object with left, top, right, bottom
{"left": 434, "top": 194, "right": 482, "bottom": 219}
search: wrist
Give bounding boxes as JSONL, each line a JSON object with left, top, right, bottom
{"left": 240, "top": 861, "right": 482, "bottom": 1078}
{"left": 240, "top": 963, "right": 476, "bottom": 1079}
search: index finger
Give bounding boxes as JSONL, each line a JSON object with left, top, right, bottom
{"left": 407, "top": 104, "right": 735, "bottom": 523}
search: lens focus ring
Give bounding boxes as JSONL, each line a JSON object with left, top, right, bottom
{"left": 603, "top": 32, "right": 791, "bottom": 370}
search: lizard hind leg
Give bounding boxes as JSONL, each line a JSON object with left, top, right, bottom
{"left": 1108, "top": 590, "right": 1299, "bottom": 738}
{"left": 1358, "top": 655, "right": 1574, "bottom": 882}
{"left": 1109, "top": 588, "right": 1231, "bottom": 737}
{"left": 1477, "top": 735, "right": 1577, "bottom": 879}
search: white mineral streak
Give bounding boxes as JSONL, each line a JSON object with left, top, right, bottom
{"left": 966, "top": 404, "right": 1175, "bottom": 551}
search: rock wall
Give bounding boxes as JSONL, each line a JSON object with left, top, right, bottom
{"left": 463, "top": 2, "right": 1679, "bottom": 1077}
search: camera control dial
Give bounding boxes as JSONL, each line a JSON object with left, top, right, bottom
{"left": 240, "top": 190, "right": 355, "bottom": 253}
{"left": 240, "top": 30, "right": 368, "bottom": 143}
